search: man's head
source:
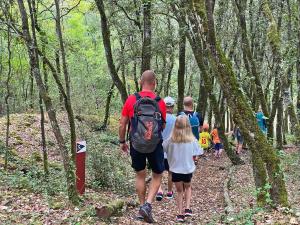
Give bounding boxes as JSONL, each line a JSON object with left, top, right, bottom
{"left": 164, "top": 96, "right": 175, "bottom": 113}
{"left": 140, "top": 70, "right": 157, "bottom": 91}
{"left": 183, "top": 96, "right": 194, "bottom": 111}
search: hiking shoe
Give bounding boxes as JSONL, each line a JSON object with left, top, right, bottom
{"left": 176, "top": 215, "right": 185, "bottom": 222}
{"left": 139, "top": 202, "right": 155, "bottom": 223}
{"left": 156, "top": 192, "right": 163, "bottom": 201}
{"left": 135, "top": 211, "right": 144, "bottom": 221}
{"left": 166, "top": 191, "right": 174, "bottom": 199}
{"left": 185, "top": 208, "right": 193, "bottom": 217}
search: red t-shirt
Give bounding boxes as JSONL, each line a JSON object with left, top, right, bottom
{"left": 121, "top": 90, "right": 166, "bottom": 122}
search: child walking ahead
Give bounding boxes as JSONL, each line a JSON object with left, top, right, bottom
{"left": 199, "top": 123, "right": 211, "bottom": 151}
{"left": 163, "top": 115, "right": 203, "bottom": 222}
{"left": 211, "top": 124, "right": 224, "bottom": 158}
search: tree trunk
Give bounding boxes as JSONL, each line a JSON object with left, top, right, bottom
{"left": 177, "top": 15, "right": 186, "bottom": 113}
{"left": 4, "top": 23, "right": 12, "bottom": 171}
{"left": 55, "top": 50, "right": 64, "bottom": 109}
{"left": 196, "top": 77, "right": 208, "bottom": 119}
{"left": 54, "top": 0, "right": 78, "bottom": 166}
{"left": 95, "top": 0, "right": 128, "bottom": 103}
{"left": 31, "top": 0, "right": 49, "bottom": 176}
{"left": 17, "top": 0, "right": 79, "bottom": 204}
{"left": 233, "top": 0, "right": 269, "bottom": 116}
{"left": 39, "top": 94, "right": 49, "bottom": 175}
{"left": 191, "top": 0, "right": 288, "bottom": 206}
{"left": 141, "top": 0, "right": 151, "bottom": 73}
{"left": 164, "top": 51, "right": 174, "bottom": 97}
{"left": 276, "top": 94, "right": 283, "bottom": 149}
{"left": 133, "top": 59, "right": 139, "bottom": 93}
{"left": 171, "top": 4, "right": 244, "bottom": 165}
{"left": 101, "top": 83, "right": 115, "bottom": 130}
{"left": 297, "top": 0, "right": 300, "bottom": 120}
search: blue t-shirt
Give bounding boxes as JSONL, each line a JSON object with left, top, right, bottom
{"left": 256, "top": 112, "right": 267, "bottom": 133}
{"left": 162, "top": 113, "right": 176, "bottom": 158}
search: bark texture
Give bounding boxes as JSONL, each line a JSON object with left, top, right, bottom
{"left": 191, "top": 0, "right": 288, "bottom": 206}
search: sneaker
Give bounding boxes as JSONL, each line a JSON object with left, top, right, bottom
{"left": 185, "top": 208, "right": 193, "bottom": 217}
{"left": 156, "top": 192, "right": 163, "bottom": 201}
{"left": 139, "top": 202, "right": 155, "bottom": 223}
{"left": 176, "top": 215, "right": 185, "bottom": 222}
{"left": 135, "top": 210, "right": 144, "bottom": 221}
{"left": 166, "top": 191, "right": 174, "bottom": 199}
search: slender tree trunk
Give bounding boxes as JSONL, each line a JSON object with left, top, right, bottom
{"left": 55, "top": 50, "right": 64, "bottom": 109}
{"left": 95, "top": 0, "right": 128, "bottom": 103}
{"left": 17, "top": 0, "right": 79, "bottom": 204}
{"left": 164, "top": 51, "right": 174, "bottom": 97}
{"left": 54, "top": 0, "right": 78, "bottom": 165}
{"left": 157, "top": 57, "right": 167, "bottom": 95}
{"left": 4, "top": 23, "right": 12, "bottom": 171}
{"left": 39, "top": 94, "right": 49, "bottom": 175}
{"left": 101, "top": 83, "right": 115, "bottom": 130}
{"left": 197, "top": 77, "right": 208, "bottom": 118}
{"left": 177, "top": 16, "right": 186, "bottom": 113}
{"left": 297, "top": 0, "right": 300, "bottom": 120}
{"left": 31, "top": 0, "right": 49, "bottom": 176}
{"left": 276, "top": 94, "right": 283, "bottom": 149}
{"left": 141, "top": 0, "right": 151, "bottom": 73}
{"left": 233, "top": 0, "right": 269, "bottom": 116}
{"left": 133, "top": 59, "right": 139, "bottom": 93}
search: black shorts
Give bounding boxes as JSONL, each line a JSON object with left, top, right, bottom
{"left": 164, "top": 159, "right": 169, "bottom": 171}
{"left": 172, "top": 172, "right": 193, "bottom": 183}
{"left": 214, "top": 143, "right": 223, "bottom": 151}
{"left": 130, "top": 141, "right": 164, "bottom": 174}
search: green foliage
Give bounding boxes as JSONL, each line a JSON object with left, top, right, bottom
{"left": 224, "top": 207, "right": 264, "bottom": 225}
{"left": 87, "top": 132, "right": 134, "bottom": 195}
{"left": 0, "top": 163, "right": 66, "bottom": 196}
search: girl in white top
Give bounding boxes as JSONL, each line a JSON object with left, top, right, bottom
{"left": 163, "top": 115, "right": 203, "bottom": 222}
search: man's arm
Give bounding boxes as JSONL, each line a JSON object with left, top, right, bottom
{"left": 119, "top": 115, "right": 129, "bottom": 152}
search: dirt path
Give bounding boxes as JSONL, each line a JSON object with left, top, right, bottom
{"left": 118, "top": 153, "right": 231, "bottom": 224}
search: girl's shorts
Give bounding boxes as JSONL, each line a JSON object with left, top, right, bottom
{"left": 172, "top": 172, "right": 193, "bottom": 183}
{"left": 214, "top": 143, "right": 223, "bottom": 151}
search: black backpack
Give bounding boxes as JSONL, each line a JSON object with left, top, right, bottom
{"left": 130, "top": 93, "right": 163, "bottom": 153}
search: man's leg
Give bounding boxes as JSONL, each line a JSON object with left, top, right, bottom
{"left": 136, "top": 169, "right": 147, "bottom": 205}
{"left": 146, "top": 172, "right": 162, "bottom": 203}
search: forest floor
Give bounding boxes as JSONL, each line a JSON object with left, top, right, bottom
{"left": 0, "top": 113, "right": 300, "bottom": 224}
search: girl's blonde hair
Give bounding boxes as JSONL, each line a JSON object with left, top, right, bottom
{"left": 170, "top": 115, "right": 196, "bottom": 143}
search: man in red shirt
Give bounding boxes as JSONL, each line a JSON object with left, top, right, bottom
{"left": 119, "top": 70, "right": 166, "bottom": 223}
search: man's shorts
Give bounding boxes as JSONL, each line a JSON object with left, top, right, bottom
{"left": 214, "top": 143, "right": 223, "bottom": 151}
{"left": 130, "top": 141, "right": 164, "bottom": 174}
{"left": 172, "top": 172, "right": 193, "bottom": 183}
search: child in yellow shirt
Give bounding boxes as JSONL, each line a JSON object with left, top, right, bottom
{"left": 199, "top": 123, "right": 211, "bottom": 151}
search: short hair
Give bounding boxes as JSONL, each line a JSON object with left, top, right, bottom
{"left": 183, "top": 96, "right": 193, "bottom": 107}
{"left": 140, "top": 70, "right": 156, "bottom": 85}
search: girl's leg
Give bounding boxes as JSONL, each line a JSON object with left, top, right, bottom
{"left": 218, "top": 149, "right": 223, "bottom": 157}
{"left": 167, "top": 171, "right": 173, "bottom": 193}
{"left": 157, "top": 185, "right": 163, "bottom": 193}
{"left": 238, "top": 143, "right": 243, "bottom": 154}
{"left": 174, "top": 182, "right": 184, "bottom": 215}
{"left": 183, "top": 182, "right": 192, "bottom": 210}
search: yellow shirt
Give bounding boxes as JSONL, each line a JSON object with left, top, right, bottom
{"left": 199, "top": 132, "right": 211, "bottom": 149}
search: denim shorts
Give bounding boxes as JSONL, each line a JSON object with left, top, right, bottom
{"left": 130, "top": 141, "right": 164, "bottom": 174}
{"left": 214, "top": 143, "right": 223, "bottom": 151}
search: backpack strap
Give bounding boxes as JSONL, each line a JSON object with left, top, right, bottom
{"left": 154, "top": 96, "right": 161, "bottom": 102}
{"left": 134, "top": 92, "right": 142, "bottom": 101}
